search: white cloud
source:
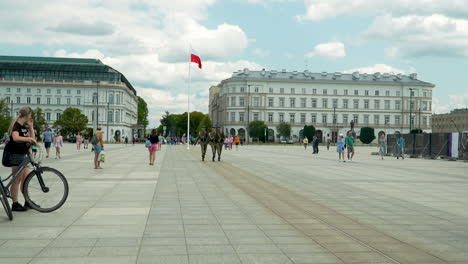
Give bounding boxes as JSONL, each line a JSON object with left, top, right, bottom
{"left": 0, "top": 1, "right": 263, "bottom": 126}
{"left": 432, "top": 94, "right": 468, "bottom": 114}
{"left": 343, "top": 64, "right": 415, "bottom": 74}
{"left": 448, "top": 93, "right": 468, "bottom": 109}
{"left": 136, "top": 87, "right": 209, "bottom": 128}
{"left": 385, "top": 47, "right": 399, "bottom": 58}
{"left": 53, "top": 49, "right": 262, "bottom": 126}
{"left": 365, "top": 14, "right": 468, "bottom": 57}
{"left": 0, "top": 0, "right": 249, "bottom": 61}
{"left": 297, "top": 0, "right": 468, "bottom": 21}
{"left": 306, "top": 42, "right": 345, "bottom": 58}
{"left": 252, "top": 48, "right": 269, "bottom": 57}
{"left": 52, "top": 49, "right": 105, "bottom": 60}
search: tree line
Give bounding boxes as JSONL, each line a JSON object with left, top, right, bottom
{"left": 156, "top": 111, "right": 212, "bottom": 137}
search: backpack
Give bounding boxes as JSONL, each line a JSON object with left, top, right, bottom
{"left": 91, "top": 134, "right": 98, "bottom": 145}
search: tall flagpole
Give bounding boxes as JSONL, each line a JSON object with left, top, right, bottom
{"left": 187, "top": 52, "right": 191, "bottom": 150}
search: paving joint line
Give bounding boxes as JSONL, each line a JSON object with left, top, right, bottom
{"left": 211, "top": 160, "right": 416, "bottom": 264}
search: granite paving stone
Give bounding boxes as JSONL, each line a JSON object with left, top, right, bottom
{"left": 0, "top": 144, "right": 466, "bottom": 264}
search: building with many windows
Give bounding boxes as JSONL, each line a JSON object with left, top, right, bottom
{"left": 432, "top": 108, "right": 468, "bottom": 133}
{"left": 209, "top": 69, "right": 435, "bottom": 142}
{"left": 0, "top": 56, "right": 140, "bottom": 141}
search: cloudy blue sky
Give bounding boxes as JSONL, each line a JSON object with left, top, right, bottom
{"left": 1, "top": 0, "right": 467, "bottom": 127}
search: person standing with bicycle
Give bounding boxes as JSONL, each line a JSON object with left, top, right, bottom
{"left": 2, "top": 107, "right": 37, "bottom": 211}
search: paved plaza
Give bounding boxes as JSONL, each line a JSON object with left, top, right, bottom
{"left": 0, "top": 143, "right": 467, "bottom": 264}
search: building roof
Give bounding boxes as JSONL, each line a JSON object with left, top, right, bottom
{"left": 0, "top": 55, "right": 137, "bottom": 95}
{"left": 223, "top": 69, "right": 435, "bottom": 87}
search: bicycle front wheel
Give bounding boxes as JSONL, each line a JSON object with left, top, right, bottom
{"left": 0, "top": 185, "right": 13, "bottom": 220}
{"left": 23, "top": 167, "right": 69, "bottom": 213}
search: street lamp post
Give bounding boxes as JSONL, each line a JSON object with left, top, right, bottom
{"left": 106, "top": 102, "right": 109, "bottom": 143}
{"left": 409, "top": 88, "right": 414, "bottom": 133}
{"left": 333, "top": 106, "right": 336, "bottom": 142}
{"left": 246, "top": 84, "right": 250, "bottom": 144}
{"left": 96, "top": 80, "right": 100, "bottom": 129}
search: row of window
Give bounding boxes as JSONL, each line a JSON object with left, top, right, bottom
{"left": 39, "top": 111, "right": 124, "bottom": 123}
{"left": 3, "top": 88, "right": 124, "bottom": 105}
{"left": 0, "top": 69, "right": 119, "bottom": 82}
{"left": 4, "top": 94, "right": 125, "bottom": 106}
{"left": 229, "top": 112, "right": 430, "bottom": 126}
{"left": 5, "top": 96, "right": 81, "bottom": 105}
{"left": 4, "top": 87, "right": 81, "bottom": 95}
{"left": 228, "top": 87, "right": 430, "bottom": 97}
{"left": 229, "top": 97, "right": 432, "bottom": 111}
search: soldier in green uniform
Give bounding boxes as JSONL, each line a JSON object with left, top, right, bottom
{"left": 209, "top": 126, "right": 218, "bottom": 162}
{"left": 195, "top": 126, "right": 209, "bottom": 161}
{"left": 215, "top": 126, "right": 225, "bottom": 161}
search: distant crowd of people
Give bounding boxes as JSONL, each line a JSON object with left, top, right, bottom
{"left": 301, "top": 131, "right": 406, "bottom": 162}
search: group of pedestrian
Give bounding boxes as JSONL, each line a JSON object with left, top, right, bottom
{"left": 302, "top": 136, "right": 320, "bottom": 154}
{"left": 223, "top": 135, "right": 240, "bottom": 151}
{"left": 377, "top": 133, "right": 405, "bottom": 160}
{"left": 41, "top": 128, "right": 63, "bottom": 159}
{"left": 195, "top": 126, "right": 227, "bottom": 162}
{"left": 336, "top": 131, "right": 355, "bottom": 162}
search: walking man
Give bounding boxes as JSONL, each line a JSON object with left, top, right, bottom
{"left": 42, "top": 127, "right": 54, "bottom": 158}
{"left": 195, "top": 126, "right": 209, "bottom": 161}
{"left": 345, "top": 131, "right": 355, "bottom": 161}
{"left": 312, "top": 136, "right": 319, "bottom": 154}
{"left": 303, "top": 137, "right": 309, "bottom": 150}
{"left": 234, "top": 135, "right": 240, "bottom": 150}
{"left": 215, "top": 126, "right": 225, "bottom": 161}
{"left": 396, "top": 135, "right": 405, "bottom": 160}
{"left": 209, "top": 126, "right": 217, "bottom": 162}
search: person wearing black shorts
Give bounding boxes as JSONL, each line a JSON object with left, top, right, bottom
{"left": 3, "top": 107, "right": 38, "bottom": 211}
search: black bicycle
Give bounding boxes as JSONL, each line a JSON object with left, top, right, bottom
{"left": 0, "top": 146, "right": 68, "bottom": 220}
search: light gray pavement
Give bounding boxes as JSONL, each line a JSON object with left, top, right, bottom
{"left": 0, "top": 143, "right": 467, "bottom": 264}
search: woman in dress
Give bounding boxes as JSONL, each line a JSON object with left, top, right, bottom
{"left": 76, "top": 131, "right": 82, "bottom": 151}
{"left": 336, "top": 134, "right": 346, "bottom": 162}
{"left": 54, "top": 131, "right": 63, "bottom": 159}
{"left": 378, "top": 133, "right": 387, "bottom": 160}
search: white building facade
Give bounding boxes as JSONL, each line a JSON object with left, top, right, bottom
{"left": 209, "top": 69, "right": 435, "bottom": 143}
{"left": 0, "top": 56, "right": 140, "bottom": 141}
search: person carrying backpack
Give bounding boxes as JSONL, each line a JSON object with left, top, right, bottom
{"left": 92, "top": 127, "right": 104, "bottom": 169}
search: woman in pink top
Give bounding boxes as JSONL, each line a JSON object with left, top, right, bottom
{"left": 228, "top": 136, "right": 234, "bottom": 150}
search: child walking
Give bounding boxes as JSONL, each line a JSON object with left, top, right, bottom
{"left": 337, "top": 134, "right": 346, "bottom": 162}
{"left": 54, "top": 131, "right": 63, "bottom": 159}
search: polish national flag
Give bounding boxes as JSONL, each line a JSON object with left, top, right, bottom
{"left": 190, "top": 54, "right": 202, "bottom": 69}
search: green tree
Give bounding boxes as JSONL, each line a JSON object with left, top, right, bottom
{"left": 303, "top": 125, "right": 316, "bottom": 141}
{"left": 0, "top": 98, "right": 10, "bottom": 136}
{"left": 31, "top": 108, "right": 48, "bottom": 141}
{"left": 276, "top": 122, "right": 291, "bottom": 139}
{"left": 177, "top": 111, "right": 206, "bottom": 137}
{"left": 54, "top": 107, "right": 89, "bottom": 136}
{"left": 360, "top": 127, "right": 376, "bottom": 144}
{"left": 249, "top": 120, "right": 268, "bottom": 142}
{"left": 410, "top": 128, "right": 423, "bottom": 134}
{"left": 197, "top": 115, "right": 212, "bottom": 134}
{"left": 160, "top": 111, "right": 181, "bottom": 136}
{"left": 137, "top": 96, "right": 149, "bottom": 133}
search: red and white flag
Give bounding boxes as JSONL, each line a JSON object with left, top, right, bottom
{"left": 190, "top": 53, "right": 202, "bottom": 69}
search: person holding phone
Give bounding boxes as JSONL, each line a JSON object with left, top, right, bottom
{"left": 3, "top": 107, "right": 37, "bottom": 211}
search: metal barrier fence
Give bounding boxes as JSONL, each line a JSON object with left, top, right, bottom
{"left": 387, "top": 132, "right": 468, "bottom": 159}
